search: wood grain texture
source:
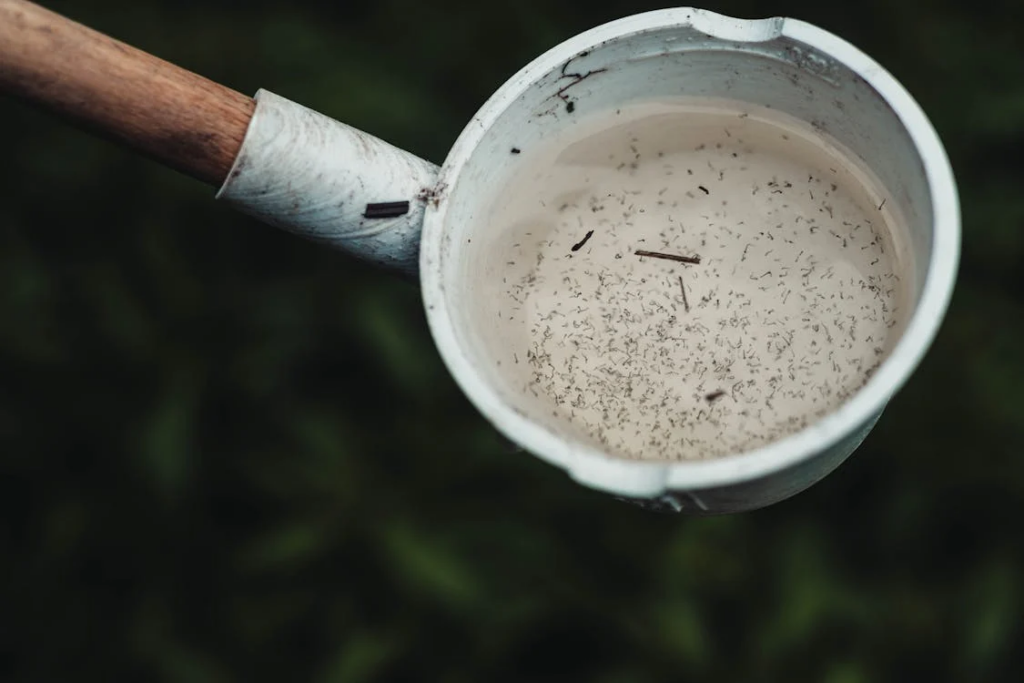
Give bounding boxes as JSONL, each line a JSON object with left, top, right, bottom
{"left": 0, "top": 0, "right": 255, "bottom": 186}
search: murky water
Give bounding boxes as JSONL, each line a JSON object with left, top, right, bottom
{"left": 485, "top": 99, "right": 909, "bottom": 460}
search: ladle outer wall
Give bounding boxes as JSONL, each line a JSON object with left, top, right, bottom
{"left": 420, "top": 10, "right": 958, "bottom": 513}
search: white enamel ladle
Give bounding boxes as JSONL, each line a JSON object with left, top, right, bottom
{"left": 0, "top": 1, "right": 958, "bottom": 513}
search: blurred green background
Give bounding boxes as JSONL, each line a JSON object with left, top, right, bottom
{"left": 1, "top": 0, "right": 1022, "bottom": 681}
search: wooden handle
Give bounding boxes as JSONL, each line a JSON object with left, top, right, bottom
{"left": 0, "top": 0, "right": 255, "bottom": 186}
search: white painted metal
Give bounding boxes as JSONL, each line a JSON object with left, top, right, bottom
{"left": 420, "top": 8, "right": 959, "bottom": 512}
{"left": 215, "top": 9, "right": 958, "bottom": 513}
{"left": 217, "top": 89, "right": 438, "bottom": 275}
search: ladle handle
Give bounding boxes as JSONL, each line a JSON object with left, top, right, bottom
{"left": 0, "top": 0, "right": 254, "bottom": 186}
{"left": 0, "top": 0, "right": 438, "bottom": 275}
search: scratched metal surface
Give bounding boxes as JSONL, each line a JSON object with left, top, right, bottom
{"left": 218, "top": 90, "right": 439, "bottom": 275}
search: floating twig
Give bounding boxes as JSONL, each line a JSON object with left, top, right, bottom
{"left": 705, "top": 390, "right": 726, "bottom": 403}
{"left": 635, "top": 249, "right": 701, "bottom": 265}
{"left": 679, "top": 275, "right": 690, "bottom": 313}
{"left": 571, "top": 230, "right": 594, "bottom": 252}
